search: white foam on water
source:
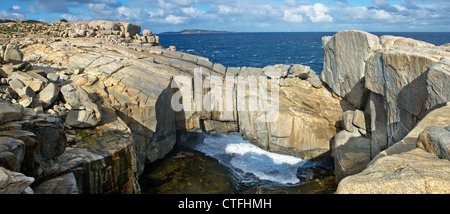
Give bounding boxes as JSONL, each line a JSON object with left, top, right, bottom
{"left": 194, "top": 133, "right": 305, "bottom": 184}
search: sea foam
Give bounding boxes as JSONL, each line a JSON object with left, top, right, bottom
{"left": 194, "top": 133, "right": 305, "bottom": 184}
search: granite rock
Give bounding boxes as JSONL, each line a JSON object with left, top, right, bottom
{"left": 0, "top": 167, "right": 34, "bottom": 194}
{"left": 321, "top": 30, "right": 380, "bottom": 109}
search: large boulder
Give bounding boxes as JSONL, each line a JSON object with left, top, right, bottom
{"left": 33, "top": 172, "right": 79, "bottom": 194}
{"left": 321, "top": 30, "right": 380, "bottom": 108}
{"left": 289, "top": 64, "right": 313, "bottom": 79}
{"left": 8, "top": 71, "right": 48, "bottom": 93}
{"left": 416, "top": 126, "right": 450, "bottom": 161}
{"left": 263, "top": 65, "right": 288, "bottom": 79}
{"left": 0, "top": 167, "right": 34, "bottom": 194}
{"left": 36, "top": 83, "right": 59, "bottom": 109}
{"left": 60, "top": 84, "right": 101, "bottom": 128}
{"left": 120, "top": 22, "right": 141, "bottom": 36}
{"left": 332, "top": 130, "right": 371, "bottom": 182}
{"left": 20, "top": 116, "right": 67, "bottom": 178}
{"left": 88, "top": 20, "right": 119, "bottom": 31}
{"left": 0, "top": 103, "right": 23, "bottom": 124}
{"left": 3, "top": 43, "right": 23, "bottom": 65}
{"left": 0, "top": 137, "right": 25, "bottom": 172}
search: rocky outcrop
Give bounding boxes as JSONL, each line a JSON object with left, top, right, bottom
{"left": 320, "top": 30, "right": 450, "bottom": 193}
{"left": 322, "top": 30, "right": 450, "bottom": 187}
{"left": 365, "top": 43, "right": 450, "bottom": 147}
{"left": 336, "top": 103, "right": 450, "bottom": 194}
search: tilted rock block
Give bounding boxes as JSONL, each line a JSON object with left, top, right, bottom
{"left": 321, "top": 30, "right": 380, "bottom": 109}
{"left": 0, "top": 167, "right": 34, "bottom": 194}
{"left": 60, "top": 84, "right": 101, "bottom": 128}
{"left": 332, "top": 130, "right": 371, "bottom": 182}
{"left": 0, "top": 103, "right": 23, "bottom": 125}
{"left": 416, "top": 126, "right": 450, "bottom": 161}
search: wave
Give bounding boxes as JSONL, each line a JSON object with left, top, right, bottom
{"left": 193, "top": 133, "right": 305, "bottom": 184}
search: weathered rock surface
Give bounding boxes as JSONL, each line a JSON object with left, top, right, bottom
{"left": 0, "top": 137, "right": 25, "bottom": 172}
{"left": 332, "top": 107, "right": 371, "bottom": 182}
{"left": 60, "top": 122, "right": 138, "bottom": 194}
{"left": 380, "top": 35, "right": 435, "bottom": 48}
{"left": 60, "top": 84, "right": 101, "bottom": 128}
{"left": 323, "top": 30, "right": 450, "bottom": 168}
{"left": 3, "top": 43, "right": 23, "bottom": 64}
{"left": 0, "top": 103, "right": 23, "bottom": 124}
{"left": 237, "top": 72, "right": 352, "bottom": 160}
{"left": 322, "top": 30, "right": 450, "bottom": 191}
{"left": 0, "top": 167, "right": 34, "bottom": 194}
{"left": 322, "top": 30, "right": 380, "bottom": 108}
{"left": 425, "top": 58, "right": 450, "bottom": 110}
{"left": 33, "top": 172, "right": 79, "bottom": 194}
{"left": 416, "top": 126, "right": 450, "bottom": 161}
{"left": 36, "top": 83, "right": 59, "bottom": 109}
{"left": 337, "top": 103, "right": 450, "bottom": 194}
{"left": 365, "top": 38, "right": 450, "bottom": 148}
{"left": 8, "top": 71, "right": 47, "bottom": 93}
{"left": 332, "top": 130, "right": 371, "bottom": 182}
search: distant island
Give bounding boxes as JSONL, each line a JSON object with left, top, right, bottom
{"left": 159, "top": 29, "right": 233, "bottom": 35}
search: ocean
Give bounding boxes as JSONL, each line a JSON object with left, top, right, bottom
{"left": 159, "top": 32, "right": 450, "bottom": 74}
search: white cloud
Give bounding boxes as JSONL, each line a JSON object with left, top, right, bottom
{"left": 11, "top": 5, "right": 22, "bottom": 12}
{"left": 371, "top": 9, "right": 393, "bottom": 20}
{"left": 217, "top": 5, "right": 232, "bottom": 14}
{"left": 163, "top": 14, "right": 188, "bottom": 24}
{"left": 303, "top": 3, "right": 334, "bottom": 23}
{"left": 0, "top": 10, "right": 25, "bottom": 19}
{"left": 283, "top": 3, "right": 333, "bottom": 23}
{"left": 283, "top": 10, "right": 303, "bottom": 23}
{"left": 149, "top": 9, "right": 165, "bottom": 17}
{"left": 0, "top": 5, "right": 25, "bottom": 19}
{"left": 117, "top": 6, "right": 135, "bottom": 18}
{"left": 5, "top": 0, "right": 449, "bottom": 32}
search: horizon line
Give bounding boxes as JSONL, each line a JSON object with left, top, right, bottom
{"left": 155, "top": 31, "right": 450, "bottom": 34}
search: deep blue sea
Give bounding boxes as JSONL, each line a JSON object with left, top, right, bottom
{"left": 159, "top": 32, "right": 450, "bottom": 74}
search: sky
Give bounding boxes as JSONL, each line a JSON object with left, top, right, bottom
{"left": 0, "top": 0, "right": 449, "bottom": 33}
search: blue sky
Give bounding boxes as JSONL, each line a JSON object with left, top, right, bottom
{"left": 1, "top": 0, "right": 449, "bottom": 33}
